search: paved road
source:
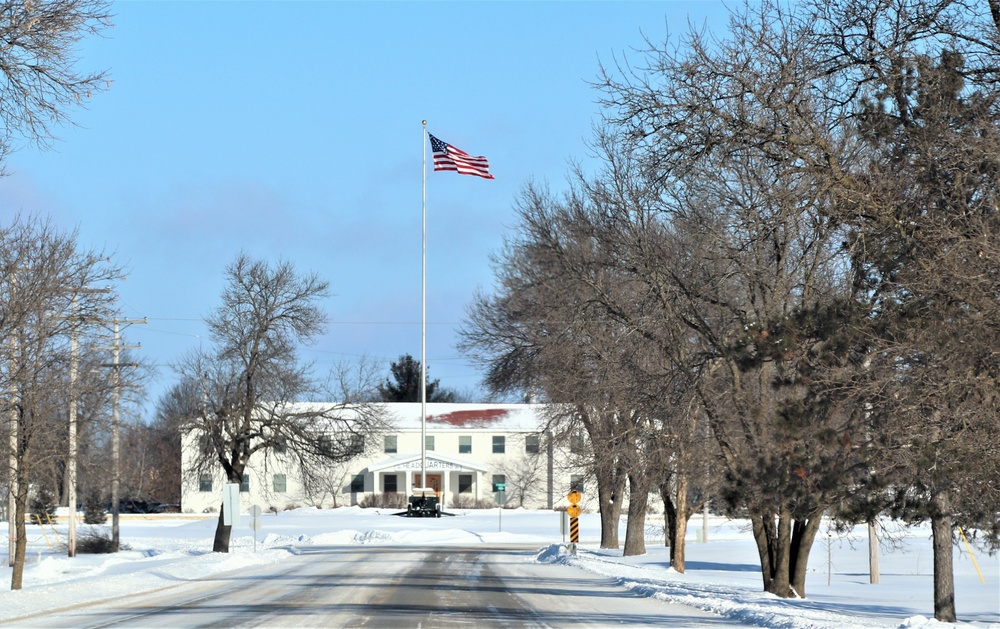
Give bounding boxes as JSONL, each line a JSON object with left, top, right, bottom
{"left": 12, "top": 545, "right": 745, "bottom": 628}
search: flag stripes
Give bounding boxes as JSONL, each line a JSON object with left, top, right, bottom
{"left": 428, "top": 133, "right": 494, "bottom": 180}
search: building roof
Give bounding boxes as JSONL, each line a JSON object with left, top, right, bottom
{"left": 256, "top": 402, "right": 552, "bottom": 433}
{"left": 383, "top": 403, "right": 548, "bottom": 432}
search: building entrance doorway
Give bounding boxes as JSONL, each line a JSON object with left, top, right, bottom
{"left": 413, "top": 473, "right": 442, "bottom": 498}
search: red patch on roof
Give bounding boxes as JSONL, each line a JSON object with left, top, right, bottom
{"left": 426, "top": 409, "right": 509, "bottom": 427}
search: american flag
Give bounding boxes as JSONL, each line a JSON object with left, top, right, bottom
{"left": 429, "top": 133, "right": 494, "bottom": 180}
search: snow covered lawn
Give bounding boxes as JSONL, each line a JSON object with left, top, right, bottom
{"left": 0, "top": 507, "right": 996, "bottom": 628}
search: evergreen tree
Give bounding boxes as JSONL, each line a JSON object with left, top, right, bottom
{"left": 377, "top": 354, "right": 456, "bottom": 403}
{"left": 29, "top": 487, "right": 57, "bottom": 525}
{"left": 83, "top": 488, "right": 106, "bottom": 525}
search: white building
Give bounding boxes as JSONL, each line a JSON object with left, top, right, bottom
{"left": 181, "top": 403, "right": 591, "bottom": 514}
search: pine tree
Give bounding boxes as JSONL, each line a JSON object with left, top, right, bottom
{"left": 377, "top": 354, "right": 456, "bottom": 403}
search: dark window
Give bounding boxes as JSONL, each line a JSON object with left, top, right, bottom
{"left": 350, "top": 474, "right": 365, "bottom": 493}
{"left": 570, "top": 475, "right": 585, "bottom": 493}
{"left": 318, "top": 435, "right": 333, "bottom": 455}
{"left": 273, "top": 474, "right": 287, "bottom": 493}
{"left": 273, "top": 437, "right": 286, "bottom": 454}
{"left": 240, "top": 474, "right": 250, "bottom": 493}
{"left": 570, "top": 432, "right": 586, "bottom": 454}
{"left": 425, "top": 435, "right": 435, "bottom": 451}
{"left": 525, "top": 434, "right": 540, "bottom": 454}
{"left": 492, "top": 435, "right": 505, "bottom": 454}
{"left": 458, "top": 474, "right": 473, "bottom": 494}
{"left": 459, "top": 435, "right": 472, "bottom": 454}
{"left": 384, "top": 435, "right": 397, "bottom": 453}
{"left": 383, "top": 474, "right": 398, "bottom": 493}
{"left": 199, "top": 474, "right": 213, "bottom": 493}
{"left": 349, "top": 434, "right": 365, "bottom": 455}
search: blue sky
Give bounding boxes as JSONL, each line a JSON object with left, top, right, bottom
{"left": 0, "top": 1, "right": 730, "bottom": 417}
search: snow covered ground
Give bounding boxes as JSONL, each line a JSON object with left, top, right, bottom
{"left": 0, "top": 507, "right": 996, "bottom": 628}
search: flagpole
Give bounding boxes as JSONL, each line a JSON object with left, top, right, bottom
{"left": 420, "top": 120, "right": 427, "bottom": 491}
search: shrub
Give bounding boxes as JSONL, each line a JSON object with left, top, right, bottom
{"left": 83, "top": 489, "right": 107, "bottom": 525}
{"left": 450, "top": 495, "right": 503, "bottom": 510}
{"left": 30, "top": 486, "right": 57, "bottom": 525}
{"left": 359, "top": 493, "right": 407, "bottom": 509}
{"left": 77, "top": 528, "right": 130, "bottom": 554}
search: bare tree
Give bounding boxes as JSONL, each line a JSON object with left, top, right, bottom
{"left": 0, "top": 215, "right": 121, "bottom": 590}
{"left": 176, "top": 253, "right": 389, "bottom": 552}
{"left": 0, "top": 0, "right": 112, "bottom": 170}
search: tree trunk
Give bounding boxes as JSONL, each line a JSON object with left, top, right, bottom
{"left": 673, "top": 511, "right": 689, "bottom": 571}
{"left": 751, "top": 510, "right": 795, "bottom": 597}
{"left": 751, "top": 508, "right": 824, "bottom": 599}
{"left": 662, "top": 482, "right": 676, "bottom": 548}
{"left": 212, "top": 506, "right": 233, "bottom": 553}
{"left": 662, "top": 473, "right": 690, "bottom": 572}
{"left": 751, "top": 514, "right": 776, "bottom": 593}
{"left": 789, "top": 511, "right": 824, "bottom": 598}
{"left": 596, "top": 463, "right": 625, "bottom": 549}
{"left": 930, "top": 492, "right": 956, "bottom": 623}
{"left": 773, "top": 509, "right": 792, "bottom": 596}
{"left": 11, "top": 461, "right": 29, "bottom": 590}
{"left": 623, "top": 470, "right": 649, "bottom": 556}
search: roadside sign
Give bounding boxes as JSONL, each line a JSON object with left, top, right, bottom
{"left": 493, "top": 483, "right": 506, "bottom": 492}
{"left": 249, "top": 505, "right": 263, "bottom": 531}
{"left": 567, "top": 489, "right": 582, "bottom": 544}
{"left": 222, "top": 483, "right": 240, "bottom": 526}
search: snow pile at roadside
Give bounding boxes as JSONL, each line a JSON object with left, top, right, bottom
{"left": 536, "top": 542, "right": 997, "bottom": 629}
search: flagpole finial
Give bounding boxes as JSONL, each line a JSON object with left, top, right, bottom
{"left": 422, "top": 119, "right": 427, "bottom": 126}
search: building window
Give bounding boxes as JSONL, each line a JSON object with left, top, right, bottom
{"left": 319, "top": 435, "right": 333, "bottom": 455}
{"left": 240, "top": 474, "right": 250, "bottom": 493}
{"left": 349, "top": 434, "right": 365, "bottom": 455}
{"left": 570, "top": 475, "right": 585, "bottom": 493}
{"left": 273, "top": 474, "right": 287, "bottom": 493}
{"left": 199, "top": 474, "right": 213, "bottom": 493}
{"left": 199, "top": 435, "right": 214, "bottom": 456}
{"left": 459, "top": 435, "right": 472, "bottom": 454}
{"left": 525, "top": 434, "right": 540, "bottom": 454}
{"left": 384, "top": 435, "right": 398, "bottom": 454}
{"left": 570, "top": 432, "right": 586, "bottom": 454}
{"left": 425, "top": 435, "right": 435, "bottom": 451}
{"left": 458, "top": 474, "right": 473, "bottom": 494}
{"left": 383, "top": 474, "right": 398, "bottom": 493}
{"left": 492, "top": 436, "right": 505, "bottom": 454}
{"left": 350, "top": 474, "right": 365, "bottom": 493}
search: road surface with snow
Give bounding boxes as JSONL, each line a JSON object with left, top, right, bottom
{"left": 0, "top": 508, "right": 996, "bottom": 628}
{"left": 11, "top": 544, "right": 741, "bottom": 628}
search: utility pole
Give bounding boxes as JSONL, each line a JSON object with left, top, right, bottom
{"left": 94, "top": 317, "right": 145, "bottom": 549}
{"left": 7, "top": 315, "right": 17, "bottom": 568}
{"left": 66, "top": 287, "right": 112, "bottom": 558}
{"left": 6, "top": 271, "right": 18, "bottom": 568}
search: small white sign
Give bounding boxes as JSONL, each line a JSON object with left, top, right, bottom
{"left": 249, "top": 505, "right": 263, "bottom": 532}
{"left": 222, "top": 483, "right": 240, "bottom": 526}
